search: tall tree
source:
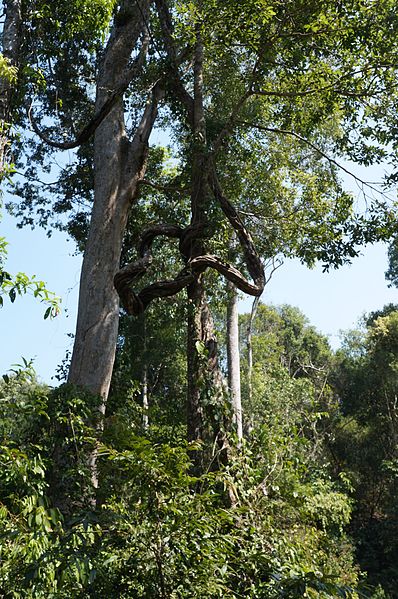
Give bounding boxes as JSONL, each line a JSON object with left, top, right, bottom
{"left": 113, "top": 0, "right": 398, "bottom": 461}
{"left": 3, "top": 0, "right": 162, "bottom": 405}
{"left": 67, "top": 0, "right": 157, "bottom": 403}
{"left": 226, "top": 281, "right": 242, "bottom": 442}
{"left": 4, "top": 0, "right": 398, "bottom": 475}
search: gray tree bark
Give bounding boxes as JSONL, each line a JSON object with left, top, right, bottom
{"left": 247, "top": 296, "right": 260, "bottom": 405}
{"left": 142, "top": 314, "right": 149, "bottom": 429}
{"left": 66, "top": 1, "right": 160, "bottom": 492}
{"left": 0, "top": 0, "right": 21, "bottom": 180}
{"left": 142, "top": 364, "right": 149, "bottom": 429}
{"left": 226, "top": 280, "right": 242, "bottom": 443}
{"left": 68, "top": 0, "right": 156, "bottom": 407}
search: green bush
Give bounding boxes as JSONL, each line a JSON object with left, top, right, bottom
{"left": 0, "top": 375, "right": 360, "bottom": 598}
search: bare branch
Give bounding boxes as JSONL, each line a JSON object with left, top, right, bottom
{"left": 131, "top": 79, "right": 165, "bottom": 150}
{"left": 116, "top": 249, "right": 266, "bottom": 316}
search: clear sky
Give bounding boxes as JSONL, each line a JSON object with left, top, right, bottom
{"left": 1, "top": 159, "right": 397, "bottom": 383}
{"left": 1, "top": 211, "right": 82, "bottom": 384}
{"left": 239, "top": 242, "right": 397, "bottom": 347}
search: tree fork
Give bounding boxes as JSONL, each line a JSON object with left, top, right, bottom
{"left": 68, "top": 0, "right": 153, "bottom": 402}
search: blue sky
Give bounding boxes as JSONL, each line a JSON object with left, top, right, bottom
{"left": 240, "top": 242, "right": 397, "bottom": 344}
{"left": 1, "top": 159, "right": 397, "bottom": 383}
{"left": 1, "top": 211, "right": 82, "bottom": 383}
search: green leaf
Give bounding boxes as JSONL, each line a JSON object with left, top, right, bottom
{"left": 195, "top": 340, "right": 206, "bottom": 355}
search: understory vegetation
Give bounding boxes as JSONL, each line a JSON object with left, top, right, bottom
{"left": 1, "top": 303, "right": 398, "bottom": 598}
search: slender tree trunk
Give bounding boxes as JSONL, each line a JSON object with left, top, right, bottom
{"left": 247, "top": 296, "right": 260, "bottom": 406}
{"left": 227, "top": 280, "right": 242, "bottom": 442}
{"left": 0, "top": 0, "right": 21, "bottom": 180}
{"left": 186, "top": 26, "right": 226, "bottom": 472}
{"left": 142, "top": 314, "right": 149, "bottom": 430}
{"left": 142, "top": 364, "right": 149, "bottom": 429}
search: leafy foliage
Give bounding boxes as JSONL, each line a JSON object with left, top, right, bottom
{"left": 4, "top": 0, "right": 398, "bottom": 596}
{"left": 0, "top": 235, "right": 60, "bottom": 316}
{"left": 0, "top": 352, "right": 360, "bottom": 598}
{"left": 331, "top": 308, "right": 398, "bottom": 596}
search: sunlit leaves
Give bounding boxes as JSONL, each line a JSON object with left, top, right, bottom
{"left": 0, "top": 269, "right": 61, "bottom": 317}
{"left": 0, "top": 53, "right": 18, "bottom": 83}
{"left": 28, "top": 0, "right": 117, "bottom": 50}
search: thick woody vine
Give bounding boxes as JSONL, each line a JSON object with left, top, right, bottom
{"left": 113, "top": 167, "right": 265, "bottom": 315}
{"left": 113, "top": 6, "right": 266, "bottom": 466}
{"left": 114, "top": 1, "right": 265, "bottom": 320}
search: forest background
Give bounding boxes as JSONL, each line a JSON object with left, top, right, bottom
{"left": 3, "top": 1, "right": 398, "bottom": 598}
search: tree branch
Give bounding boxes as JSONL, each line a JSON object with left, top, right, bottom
{"left": 251, "top": 63, "right": 396, "bottom": 100}
{"left": 28, "top": 33, "right": 150, "bottom": 150}
{"left": 237, "top": 120, "right": 388, "bottom": 195}
{"left": 209, "top": 167, "right": 265, "bottom": 292}
{"left": 131, "top": 79, "right": 165, "bottom": 150}
{"left": 154, "top": 0, "right": 194, "bottom": 125}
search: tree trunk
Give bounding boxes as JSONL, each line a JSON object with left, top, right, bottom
{"left": 247, "top": 296, "right": 260, "bottom": 406}
{"left": 226, "top": 280, "right": 242, "bottom": 443}
{"left": 142, "top": 314, "right": 149, "bottom": 430}
{"left": 142, "top": 364, "right": 149, "bottom": 429}
{"left": 186, "top": 279, "right": 206, "bottom": 446}
{"left": 0, "top": 0, "right": 21, "bottom": 180}
{"left": 186, "top": 27, "right": 227, "bottom": 472}
{"left": 68, "top": 0, "right": 153, "bottom": 404}
{"left": 67, "top": 1, "right": 159, "bottom": 492}
{"left": 187, "top": 278, "right": 227, "bottom": 468}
